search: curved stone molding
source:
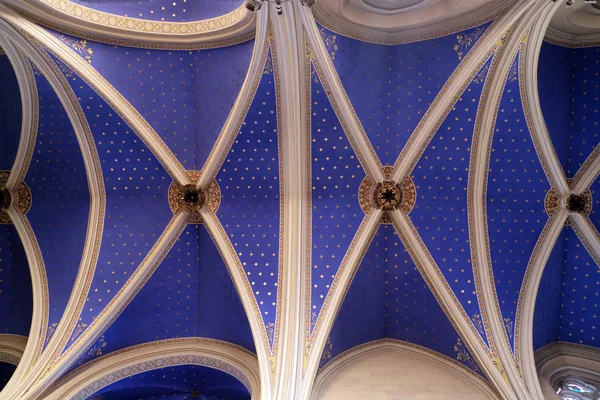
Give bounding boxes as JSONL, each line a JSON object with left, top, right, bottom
{"left": 313, "top": 0, "right": 512, "bottom": 45}
{"left": 43, "top": 338, "right": 261, "bottom": 400}
{"left": 311, "top": 339, "right": 498, "bottom": 400}
{"left": 0, "top": 334, "right": 28, "bottom": 366}
{"left": 536, "top": 342, "right": 600, "bottom": 400}
{"left": 544, "top": 2, "right": 600, "bottom": 49}
{"left": 0, "top": 20, "right": 111, "bottom": 400}
{"left": 0, "top": 39, "right": 39, "bottom": 189}
{"left": 4, "top": 0, "right": 256, "bottom": 50}
{"left": 467, "top": 3, "right": 551, "bottom": 399}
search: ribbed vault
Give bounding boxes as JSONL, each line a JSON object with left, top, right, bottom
{"left": 0, "top": 1, "right": 598, "bottom": 400}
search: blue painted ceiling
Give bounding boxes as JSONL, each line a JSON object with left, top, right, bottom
{"left": 69, "top": 0, "right": 245, "bottom": 22}
{"left": 4, "top": 12, "right": 600, "bottom": 393}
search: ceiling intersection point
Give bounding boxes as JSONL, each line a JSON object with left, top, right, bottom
{"left": 169, "top": 171, "right": 221, "bottom": 224}
{"left": 0, "top": 172, "right": 31, "bottom": 226}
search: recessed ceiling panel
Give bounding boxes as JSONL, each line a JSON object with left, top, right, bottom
{"left": 51, "top": 56, "right": 174, "bottom": 346}
{"left": 560, "top": 227, "right": 600, "bottom": 348}
{"left": 217, "top": 48, "right": 281, "bottom": 348}
{"left": 569, "top": 45, "right": 600, "bottom": 176}
{"left": 69, "top": 0, "right": 245, "bottom": 22}
{"left": 309, "top": 61, "right": 366, "bottom": 335}
{"left": 27, "top": 65, "right": 90, "bottom": 347}
{"left": 323, "top": 225, "right": 484, "bottom": 376}
{"left": 50, "top": 31, "right": 254, "bottom": 171}
{"left": 319, "top": 22, "right": 490, "bottom": 167}
{"left": 0, "top": 53, "right": 22, "bottom": 171}
{"left": 411, "top": 55, "right": 494, "bottom": 347}
{"left": 537, "top": 41, "right": 572, "bottom": 174}
{"left": 488, "top": 51, "right": 550, "bottom": 352}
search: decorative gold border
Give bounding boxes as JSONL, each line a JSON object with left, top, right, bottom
{"left": 33, "top": 1, "right": 248, "bottom": 36}
{"left": 543, "top": 36, "right": 600, "bottom": 49}
{"left": 63, "top": 338, "right": 254, "bottom": 399}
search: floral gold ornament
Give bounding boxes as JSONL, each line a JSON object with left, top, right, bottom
{"left": 359, "top": 175, "right": 416, "bottom": 217}
{"left": 0, "top": 170, "right": 31, "bottom": 225}
{"left": 544, "top": 184, "right": 591, "bottom": 222}
{"left": 168, "top": 171, "right": 220, "bottom": 224}
{"left": 374, "top": 181, "right": 402, "bottom": 210}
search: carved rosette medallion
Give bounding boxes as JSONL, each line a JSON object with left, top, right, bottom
{"left": 358, "top": 171, "right": 416, "bottom": 224}
{"left": 544, "top": 184, "right": 592, "bottom": 226}
{"left": 374, "top": 181, "right": 402, "bottom": 210}
{"left": 168, "top": 171, "right": 220, "bottom": 224}
{"left": 0, "top": 170, "right": 32, "bottom": 225}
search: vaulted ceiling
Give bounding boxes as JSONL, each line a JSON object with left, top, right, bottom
{"left": 0, "top": 0, "right": 599, "bottom": 400}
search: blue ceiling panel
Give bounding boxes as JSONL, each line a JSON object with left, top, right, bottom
{"left": 310, "top": 62, "right": 365, "bottom": 333}
{"left": 322, "top": 225, "right": 387, "bottom": 368}
{"left": 27, "top": 67, "right": 90, "bottom": 345}
{"left": 217, "top": 49, "right": 280, "bottom": 347}
{"left": 93, "top": 365, "right": 250, "bottom": 400}
{"left": 0, "top": 54, "right": 22, "bottom": 171}
{"left": 53, "top": 57, "right": 174, "bottom": 345}
{"left": 0, "top": 225, "right": 32, "bottom": 336}
{"left": 560, "top": 228, "right": 600, "bottom": 347}
{"left": 569, "top": 46, "right": 600, "bottom": 176}
{"left": 70, "top": 0, "right": 245, "bottom": 22}
{"left": 537, "top": 42, "right": 572, "bottom": 174}
{"left": 488, "top": 51, "right": 550, "bottom": 351}
{"left": 533, "top": 230, "right": 566, "bottom": 351}
{"left": 70, "top": 224, "right": 255, "bottom": 369}
{"left": 411, "top": 55, "right": 493, "bottom": 346}
{"left": 50, "top": 31, "right": 254, "bottom": 171}
{"left": 324, "top": 225, "right": 483, "bottom": 375}
{"left": 0, "top": 362, "right": 16, "bottom": 392}
{"left": 320, "top": 22, "right": 490, "bottom": 166}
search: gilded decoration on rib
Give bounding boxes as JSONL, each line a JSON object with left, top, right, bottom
{"left": 168, "top": 171, "right": 220, "bottom": 224}
{"left": 36, "top": 0, "right": 248, "bottom": 37}
{"left": 358, "top": 173, "right": 415, "bottom": 216}
{"left": 0, "top": 171, "right": 32, "bottom": 224}
{"left": 544, "top": 188, "right": 559, "bottom": 218}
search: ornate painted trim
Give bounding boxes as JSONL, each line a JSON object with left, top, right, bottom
{"left": 570, "top": 215, "right": 600, "bottom": 267}
{"left": 5, "top": 0, "right": 256, "bottom": 50}
{"left": 312, "top": 1, "right": 510, "bottom": 46}
{"left": 0, "top": 334, "right": 27, "bottom": 366}
{"left": 311, "top": 339, "right": 498, "bottom": 400}
{"left": 43, "top": 338, "right": 260, "bottom": 400}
